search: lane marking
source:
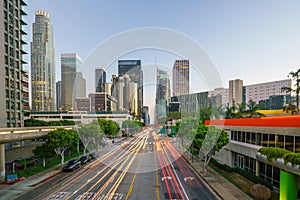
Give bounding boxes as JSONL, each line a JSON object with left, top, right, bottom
{"left": 162, "top": 142, "right": 190, "bottom": 200}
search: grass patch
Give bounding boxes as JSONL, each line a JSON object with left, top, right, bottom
{"left": 16, "top": 151, "right": 83, "bottom": 178}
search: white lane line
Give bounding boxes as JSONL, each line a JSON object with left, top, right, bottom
{"left": 161, "top": 143, "right": 190, "bottom": 200}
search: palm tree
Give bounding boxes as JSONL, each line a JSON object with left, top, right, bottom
{"left": 281, "top": 68, "right": 300, "bottom": 114}
{"left": 246, "top": 99, "right": 265, "bottom": 118}
{"left": 225, "top": 103, "right": 237, "bottom": 119}
{"left": 236, "top": 102, "right": 247, "bottom": 118}
{"left": 283, "top": 102, "right": 298, "bottom": 115}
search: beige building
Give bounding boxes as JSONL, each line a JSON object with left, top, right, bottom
{"left": 229, "top": 79, "right": 243, "bottom": 106}
{"left": 0, "top": 0, "right": 28, "bottom": 127}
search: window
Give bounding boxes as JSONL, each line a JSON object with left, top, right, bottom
{"left": 295, "top": 137, "right": 300, "bottom": 153}
{"left": 246, "top": 132, "right": 251, "bottom": 143}
{"left": 262, "top": 133, "right": 269, "bottom": 147}
{"left": 277, "top": 135, "right": 284, "bottom": 148}
{"left": 269, "top": 134, "right": 275, "bottom": 147}
{"left": 251, "top": 132, "right": 256, "bottom": 145}
{"left": 256, "top": 133, "right": 261, "bottom": 146}
{"left": 285, "top": 135, "right": 294, "bottom": 152}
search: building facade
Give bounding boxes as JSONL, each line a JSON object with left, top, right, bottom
{"left": 155, "top": 69, "right": 170, "bottom": 122}
{"left": 61, "top": 53, "right": 86, "bottom": 111}
{"left": 95, "top": 68, "right": 106, "bottom": 92}
{"left": 205, "top": 116, "right": 300, "bottom": 190}
{"left": 172, "top": 60, "right": 189, "bottom": 96}
{"left": 229, "top": 79, "right": 243, "bottom": 106}
{"left": 56, "top": 81, "right": 61, "bottom": 111}
{"left": 244, "top": 79, "right": 292, "bottom": 103}
{"left": 75, "top": 97, "right": 91, "bottom": 112}
{"left": 171, "top": 92, "right": 209, "bottom": 115}
{"left": 118, "top": 60, "right": 143, "bottom": 115}
{"left": 0, "top": 0, "right": 28, "bottom": 128}
{"left": 31, "top": 10, "right": 56, "bottom": 112}
{"left": 208, "top": 87, "right": 229, "bottom": 107}
{"left": 89, "top": 92, "right": 117, "bottom": 112}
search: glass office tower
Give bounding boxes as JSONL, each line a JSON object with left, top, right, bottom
{"left": 31, "top": 10, "right": 56, "bottom": 112}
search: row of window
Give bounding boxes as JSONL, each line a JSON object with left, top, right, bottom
{"left": 231, "top": 130, "right": 300, "bottom": 152}
{"left": 6, "top": 101, "right": 21, "bottom": 110}
{"left": 232, "top": 152, "right": 280, "bottom": 189}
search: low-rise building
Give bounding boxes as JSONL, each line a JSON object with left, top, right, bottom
{"left": 205, "top": 116, "right": 300, "bottom": 190}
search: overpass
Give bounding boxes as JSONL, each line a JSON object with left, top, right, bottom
{"left": 0, "top": 126, "right": 76, "bottom": 181}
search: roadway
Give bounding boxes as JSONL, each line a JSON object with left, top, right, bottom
{"left": 14, "top": 128, "right": 219, "bottom": 200}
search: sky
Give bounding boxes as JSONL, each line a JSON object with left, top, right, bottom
{"left": 26, "top": 1, "right": 300, "bottom": 119}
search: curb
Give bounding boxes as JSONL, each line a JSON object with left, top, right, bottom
{"left": 29, "top": 170, "right": 61, "bottom": 187}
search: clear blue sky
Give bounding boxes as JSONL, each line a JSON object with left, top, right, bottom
{"left": 26, "top": 1, "right": 300, "bottom": 117}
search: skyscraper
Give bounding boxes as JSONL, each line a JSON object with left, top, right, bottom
{"left": 155, "top": 69, "right": 170, "bottom": 122}
{"left": 61, "top": 53, "right": 86, "bottom": 111}
{"left": 31, "top": 10, "right": 56, "bottom": 112}
{"left": 95, "top": 68, "right": 106, "bottom": 92}
{"left": 172, "top": 60, "right": 189, "bottom": 96}
{"left": 0, "top": 0, "right": 28, "bottom": 128}
{"left": 118, "top": 60, "right": 143, "bottom": 115}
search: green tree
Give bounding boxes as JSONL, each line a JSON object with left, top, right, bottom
{"left": 97, "top": 119, "right": 120, "bottom": 136}
{"left": 281, "top": 68, "right": 300, "bottom": 114}
{"left": 33, "top": 144, "right": 55, "bottom": 167}
{"left": 78, "top": 120, "right": 105, "bottom": 155}
{"left": 122, "top": 120, "right": 141, "bottom": 135}
{"left": 210, "top": 105, "right": 223, "bottom": 120}
{"left": 195, "top": 124, "right": 229, "bottom": 174}
{"left": 175, "top": 118, "right": 199, "bottom": 151}
{"left": 167, "top": 111, "right": 181, "bottom": 120}
{"left": 47, "top": 128, "right": 80, "bottom": 167}
{"left": 199, "top": 107, "right": 212, "bottom": 122}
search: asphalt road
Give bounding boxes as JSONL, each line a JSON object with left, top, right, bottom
{"left": 14, "top": 128, "right": 219, "bottom": 200}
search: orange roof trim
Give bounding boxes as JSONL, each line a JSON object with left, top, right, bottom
{"left": 204, "top": 115, "right": 300, "bottom": 128}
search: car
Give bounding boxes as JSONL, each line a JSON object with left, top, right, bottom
{"left": 79, "top": 155, "right": 90, "bottom": 165}
{"left": 88, "top": 152, "right": 98, "bottom": 160}
{"left": 62, "top": 159, "right": 81, "bottom": 172}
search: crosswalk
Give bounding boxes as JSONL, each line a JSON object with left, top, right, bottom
{"left": 48, "top": 192, "right": 124, "bottom": 200}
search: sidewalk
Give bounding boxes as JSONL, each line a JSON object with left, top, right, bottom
{"left": 0, "top": 166, "right": 61, "bottom": 200}
{"left": 180, "top": 151, "right": 253, "bottom": 200}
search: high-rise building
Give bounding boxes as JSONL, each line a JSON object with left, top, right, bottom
{"left": 172, "top": 60, "right": 189, "bottom": 96}
{"left": 118, "top": 60, "right": 143, "bottom": 115}
{"left": 31, "top": 10, "right": 56, "bottom": 112}
{"left": 61, "top": 53, "right": 86, "bottom": 111}
{"left": 229, "top": 79, "right": 243, "bottom": 106}
{"left": 56, "top": 81, "right": 61, "bottom": 111}
{"left": 0, "top": 0, "right": 28, "bottom": 128}
{"left": 155, "top": 69, "right": 170, "bottom": 122}
{"left": 95, "top": 68, "right": 106, "bottom": 92}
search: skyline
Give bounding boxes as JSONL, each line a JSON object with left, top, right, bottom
{"left": 26, "top": 1, "right": 300, "bottom": 89}
{"left": 24, "top": 1, "right": 300, "bottom": 121}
